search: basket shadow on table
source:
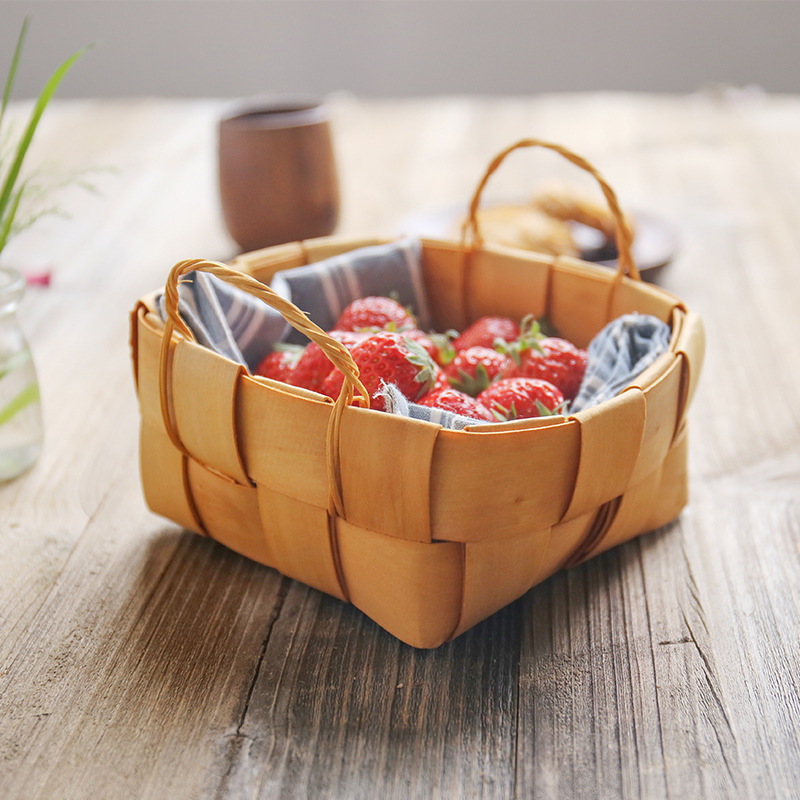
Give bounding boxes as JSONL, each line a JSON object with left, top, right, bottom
{"left": 126, "top": 520, "right": 676, "bottom": 761}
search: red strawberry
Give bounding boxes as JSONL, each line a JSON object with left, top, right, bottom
{"left": 444, "top": 346, "right": 511, "bottom": 396}
{"left": 452, "top": 316, "right": 520, "bottom": 351}
{"left": 431, "top": 368, "right": 450, "bottom": 393}
{"left": 334, "top": 296, "right": 416, "bottom": 333}
{"left": 501, "top": 336, "right": 588, "bottom": 400}
{"left": 417, "top": 388, "right": 495, "bottom": 421}
{"left": 319, "top": 369, "right": 344, "bottom": 401}
{"left": 322, "top": 331, "right": 439, "bottom": 410}
{"left": 478, "top": 377, "right": 565, "bottom": 421}
{"left": 254, "top": 345, "right": 303, "bottom": 383}
{"left": 289, "top": 330, "right": 368, "bottom": 393}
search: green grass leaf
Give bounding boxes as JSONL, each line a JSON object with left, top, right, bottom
{"left": 0, "top": 178, "right": 27, "bottom": 254}
{"left": 0, "top": 16, "right": 29, "bottom": 142}
{"left": 0, "top": 24, "right": 88, "bottom": 257}
{"left": 0, "top": 380, "right": 39, "bottom": 427}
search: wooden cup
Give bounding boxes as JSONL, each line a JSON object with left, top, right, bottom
{"left": 218, "top": 97, "right": 340, "bottom": 252}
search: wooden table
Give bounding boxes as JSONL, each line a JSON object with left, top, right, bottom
{"left": 1, "top": 93, "right": 799, "bottom": 799}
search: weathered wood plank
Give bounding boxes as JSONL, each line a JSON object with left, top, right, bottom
{"left": 203, "top": 582, "right": 519, "bottom": 799}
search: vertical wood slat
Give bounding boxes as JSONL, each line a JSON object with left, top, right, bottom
{"left": 132, "top": 304, "right": 171, "bottom": 429}
{"left": 549, "top": 256, "right": 615, "bottom": 347}
{"left": 256, "top": 485, "right": 347, "bottom": 601}
{"left": 674, "top": 310, "right": 706, "bottom": 414}
{"left": 235, "top": 376, "right": 332, "bottom": 509}
{"left": 171, "top": 340, "right": 251, "bottom": 486}
{"left": 335, "top": 519, "right": 464, "bottom": 648}
{"left": 139, "top": 421, "right": 200, "bottom": 535}
{"left": 609, "top": 274, "right": 683, "bottom": 324}
{"left": 133, "top": 306, "right": 203, "bottom": 534}
{"left": 186, "top": 459, "right": 270, "bottom": 564}
{"left": 338, "top": 408, "right": 440, "bottom": 543}
{"left": 418, "top": 241, "right": 471, "bottom": 332}
{"left": 562, "top": 389, "right": 647, "bottom": 522}
{"left": 461, "top": 247, "right": 552, "bottom": 324}
{"left": 452, "top": 525, "right": 553, "bottom": 639}
{"left": 429, "top": 421, "right": 581, "bottom": 542}
{"left": 627, "top": 354, "right": 683, "bottom": 486}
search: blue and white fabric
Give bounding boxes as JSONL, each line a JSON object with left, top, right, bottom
{"left": 157, "top": 238, "right": 428, "bottom": 372}
{"left": 569, "top": 313, "right": 672, "bottom": 412}
{"left": 157, "top": 238, "right": 671, "bottom": 427}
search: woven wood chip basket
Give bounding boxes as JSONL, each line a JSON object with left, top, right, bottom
{"left": 130, "top": 140, "right": 705, "bottom": 648}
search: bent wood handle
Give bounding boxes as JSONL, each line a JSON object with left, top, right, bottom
{"left": 463, "top": 138, "right": 640, "bottom": 281}
{"left": 159, "top": 258, "right": 370, "bottom": 517}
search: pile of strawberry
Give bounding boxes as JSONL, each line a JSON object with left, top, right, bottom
{"left": 255, "top": 296, "right": 588, "bottom": 423}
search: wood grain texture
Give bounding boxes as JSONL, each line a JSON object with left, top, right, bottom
{"left": 1, "top": 93, "right": 799, "bottom": 799}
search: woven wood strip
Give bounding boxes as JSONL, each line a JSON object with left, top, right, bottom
{"left": 588, "top": 462, "right": 665, "bottom": 557}
{"left": 548, "top": 257, "right": 617, "bottom": 348}
{"left": 230, "top": 235, "right": 388, "bottom": 283}
{"left": 235, "top": 376, "right": 333, "bottom": 509}
{"left": 256, "top": 485, "right": 347, "bottom": 601}
{"left": 545, "top": 510, "right": 598, "bottom": 576}
{"left": 139, "top": 420, "right": 203, "bottom": 535}
{"left": 133, "top": 304, "right": 173, "bottom": 429}
{"left": 430, "top": 421, "right": 581, "bottom": 543}
{"left": 562, "top": 389, "right": 646, "bottom": 523}
{"left": 674, "top": 310, "right": 706, "bottom": 412}
{"left": 171, "top": 340, "right": 251, "bottom": 486}
{"left": 418, "top": 241, "right": 471, "bottom": 333}
{"left": 133, "top": 308, "right": 205, "bottom": 534}
{"left": 609, "top": 274, "right": 684, "bottom": 324}
{"left": 301, "top": 235, "right": 387, "bottom": 263}
{"left": 451, "top": 525, "right": 553, "bottom": 639}
{"left": 229, "top": 241, "right": 308, "bottom": 280}
{"left": 647, "top": 423, "right": 689, "bottom": 531}
{"left": 456, "top": 248, "right": 551, "bottom": 324}
{"left": 336, "top": 518, "right": 463, "bottom": 649}
{"left": 338, "top": 408, "right": 440, "bottom": 543}
{"left": 627, "top": 355, "right": 683, "bottom": 486}
{"left": 186, "top": 459, "right": 270, "bottom": 565}
{"left": 587, "top": 424, "right": 689, "bottom": 561}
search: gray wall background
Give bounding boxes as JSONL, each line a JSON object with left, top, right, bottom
{"left": 2, "top": 0, "right": 799, "bottom": 99}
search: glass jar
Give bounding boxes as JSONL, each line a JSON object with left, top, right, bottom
{"left": 0, "top": 266, "right": 43, "bottom": 481}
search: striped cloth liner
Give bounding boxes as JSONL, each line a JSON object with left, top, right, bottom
{"left": 570, "top": 313, "right": 671, "bottom": 412}
{"left": 157, "top": 238, "right": 670, "bottom": 429}
{"left": 157, "top": 238, "right": 428, "bottom": 371}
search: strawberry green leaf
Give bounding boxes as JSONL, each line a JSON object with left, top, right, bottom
{"left": 428, "top": 331, "right": 456, "bottom": 366}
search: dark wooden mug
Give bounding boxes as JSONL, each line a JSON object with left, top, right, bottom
{"left": 218, "top": 97, "right": 339, "bottom": 252}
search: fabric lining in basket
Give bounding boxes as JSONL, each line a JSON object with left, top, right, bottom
{"left": 157, "top": 238, "right": 428, "bottom": 370}
{"left": 157, "top": 238, "right": 670, "bottom": 425}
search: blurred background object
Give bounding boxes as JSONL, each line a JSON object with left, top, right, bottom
{"left": 218, "top": 97, "right": 339, "bottom": 252}
{"left": 1, "top": 0, "right": 799, "bottom": 99}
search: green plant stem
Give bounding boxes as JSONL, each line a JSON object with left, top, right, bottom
{"left": 0, "top": 17, "right": 88, "bottom": 257}
{"left": 0, "top": 17, "right": 29, "bottom": 138}
{"left": 0, "top": 380, "right": 39, "bottom": 427}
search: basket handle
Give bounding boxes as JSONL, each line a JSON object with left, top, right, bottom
{"left": 462, "top": 138, "right": 640, "bottom": 281}
{"left": 159, "top": 258, "right": 371, "bottom": 518}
